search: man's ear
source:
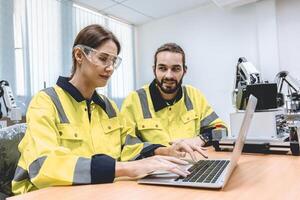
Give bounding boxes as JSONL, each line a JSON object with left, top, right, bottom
{"left": 183, "top": 65, "right": 187, "bottom": 74}
{"left": 152, "top": 65, "right": 156, "bottom": 73}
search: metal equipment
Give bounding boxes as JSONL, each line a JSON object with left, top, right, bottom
{"left": 214, "top": 58, "right": 300, "bottom": 156}
{"left": 275, "top": 71, "right": 300, "bottom": 113}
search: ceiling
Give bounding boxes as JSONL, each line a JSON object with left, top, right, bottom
{"left": 73, "top": 0, "right": 259, "bottom": 25}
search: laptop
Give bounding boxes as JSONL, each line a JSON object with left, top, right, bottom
{"left": 138, "top": 95, "right": 257, "bottom": 189}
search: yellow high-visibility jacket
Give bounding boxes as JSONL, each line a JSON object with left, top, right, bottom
{"left": 120, "top": 81, "right": 227, "bottom": 161}
{"left": 12, "top": 77, "right": 124, "bottom": 194}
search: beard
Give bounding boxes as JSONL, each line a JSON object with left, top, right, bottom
{"left": 155, "top": 76, "right": 183, "bottom": 94}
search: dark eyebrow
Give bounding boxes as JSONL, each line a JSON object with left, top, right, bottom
{"left": 157, "top": 64, "right": 183, "bottom": 68}
{"left": 157, "top": 63, "right": 167, "bottom": 67}
{"left": 172, "top": 64, "right": 182, "bottom": 68}
{"left": 98, "top": 52, "right": 109, "bottom": 56}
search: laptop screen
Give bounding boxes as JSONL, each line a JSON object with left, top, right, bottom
{"left": 222, "top": 95, "right": 257, "bottom": 187}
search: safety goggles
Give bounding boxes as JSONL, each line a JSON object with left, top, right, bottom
{"left": 75, "top": 44, "right": 122, "bottom": 70}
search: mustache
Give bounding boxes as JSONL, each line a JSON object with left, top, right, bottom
{"left": 162, "top": 78, "right": 177, "bottom": 83}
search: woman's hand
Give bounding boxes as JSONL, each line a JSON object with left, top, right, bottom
{"left": 115, "top": 155, "right": 190, "bottom": 178}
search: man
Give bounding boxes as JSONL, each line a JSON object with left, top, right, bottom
{"left": 120, "top": 43, "right": 227, "bottom": 161}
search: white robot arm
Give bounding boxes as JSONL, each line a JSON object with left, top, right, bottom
{"left": 234, "top": 57, "right": 261, "bottom": 90}
{"left": 0, "top": 80, "right": 21, "bottom": 121}
{"left": 233, "top": 57, "right": 262, "bottom": 109}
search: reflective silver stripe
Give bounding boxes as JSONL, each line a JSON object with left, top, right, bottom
{"left": 100, "top": 95, "right": 117, "bottom": 118}
{"left": 73, "top": 157, "right": 91, "bottom": 185}
{"left": 28, "top": 156, "right": 47, "bottom": 179}
{"left": 200, "top": 111, "right": 219, "bottom": 128}
{"left": 43, "top": 87, "right": 69, "bottom": 123}
{"left": 183, "top": 86, "right": 193, "bottom": 111}
{"left": 136, "top": 89, "right": 152, "bottom": 119}
{"left": 143, "top": 142, "right": 152, "bottom": 149}
{"left": 13, "top": 166, "right": 29, "bottom": 181}
{"left": 131, "top": 142, "right": 152, "bottom": 160}
{"left": 124, "top": 134, "right": 143, "bottom": 145}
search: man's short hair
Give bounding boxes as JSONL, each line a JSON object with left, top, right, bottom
{"left": 154, "top": 43, "right": 186, "bottom": 68}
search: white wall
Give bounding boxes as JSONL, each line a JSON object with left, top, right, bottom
{"left": 277, "top": 0, "right": 300, "bottom": 76}
{"left": 136, "top": 0, "right": 287, "bottom": 125}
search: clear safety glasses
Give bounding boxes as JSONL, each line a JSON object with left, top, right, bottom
{"left": 75, "top": 44, "right": 122, "bottom": 70}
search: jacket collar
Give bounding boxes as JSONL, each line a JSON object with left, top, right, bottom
{"left": 56, "top": 76, "right": 106, "bottom": 110}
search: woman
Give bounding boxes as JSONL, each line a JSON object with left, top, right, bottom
{"left": 12, "top": 24, "right": 189, "bottom": 194}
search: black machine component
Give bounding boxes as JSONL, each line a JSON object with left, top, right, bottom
{"left": 213, "top": 141, "right": 271, "bottom": 153}
{"left": 213, "top": 140, "right": 299, "bottom": 156}
{"left": 213, "top": 124, "right": 300, "bottom": 156}
{"left": 237, "top": 83, "right": 278, "bottom": 110}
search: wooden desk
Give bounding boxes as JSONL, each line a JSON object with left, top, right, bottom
{"left": 8, "top": 150, "right": 300, "bottom": 200}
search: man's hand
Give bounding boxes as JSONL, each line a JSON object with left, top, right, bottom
{"left": 154, "top": 137, "right": 208, "bottom": 162}
{"left": 175, "top": 137, "right": 206, "bottom": 147}
{"left": 170, "top": 138, "right": 208, "bottom": 161}
{"left": 115, "top": 155, "right": 190, "bottom": 178}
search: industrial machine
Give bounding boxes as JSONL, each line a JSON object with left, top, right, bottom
{"left": 0, "top": 80, "right": 22, "bottom": 123}
{"left": 213, "top": 58, "right": 300, "bottom": 155}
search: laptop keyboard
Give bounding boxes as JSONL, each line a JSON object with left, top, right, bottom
{"left": 176, "top": 160, "right": 230, "bottom": 183}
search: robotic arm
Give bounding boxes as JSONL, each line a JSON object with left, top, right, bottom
{"left": 275, "top": 71, "right": 300, "bottom": 113}
{"left": 233, "top": 57, "right": 261, "bottom": 90}
{"left": 0, "top": 80, "right": 21, "bottom": 121}
{"left": 233, "top": 57, "right": 262, "bottom": 110}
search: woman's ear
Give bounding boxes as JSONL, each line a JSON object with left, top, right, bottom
{"left": 74, "top": 48, "right": 83, "bottom": 64}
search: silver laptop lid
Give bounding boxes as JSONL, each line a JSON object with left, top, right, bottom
{"left": 222, "top": 95, "right": 257, "bottom": 187}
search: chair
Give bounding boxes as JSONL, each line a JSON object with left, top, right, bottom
{"left": 0, "top": 123, "right": 26, "bottom": 197}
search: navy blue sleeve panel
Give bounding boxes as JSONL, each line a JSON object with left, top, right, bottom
{"left": 136, "top": 144, "right": 165, "bottom": 160}
{"left": 91, "top": 154, "right": 116, "bottom": 184}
